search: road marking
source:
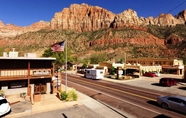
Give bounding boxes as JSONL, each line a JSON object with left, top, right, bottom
{"left": 70, "top": 74, "right": 164, "bottom": 97}
{"left": 102, "top": 78, "right": 164, "bottom": 96}
{"left": 69, "top": 77, "right": 157, "bottom": 101}
{"left": 68, "top": 80, "right": 162, "bottom": 115}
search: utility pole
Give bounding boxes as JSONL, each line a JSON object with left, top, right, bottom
{"left": 124, "top": 52, "right": 126, "bottom": 76}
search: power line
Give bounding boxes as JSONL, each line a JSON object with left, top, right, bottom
{"left": 166, "top": 0, "right": 186, "bottom": 14}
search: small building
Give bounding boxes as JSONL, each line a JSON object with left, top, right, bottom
{"left": 127, "top": 58, "right": 184, "bottom": 75}
{"left": 0, "top": 50, "right": 56, "bottom": 96}
{"left": 99, "top": 62, "right": 124, "bottom": 72}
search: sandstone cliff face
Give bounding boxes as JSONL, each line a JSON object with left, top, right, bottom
{"left": 0, "top": 3, "right": 185, "bottom": 38}
{"left": 0, "top": 21, "right": 22, "bottom": 38}
{"left": 50, "top": 3, "right": 115, "bottom": 32}
{"left": 175, "top": 10, "right": 186, "bottom": 21}
{"left": 89, "top": 32, "right": 165, "bottom": 47}
{"left": 50, "top": 3, "right": 186, "bottom": 31}
{"left": 23, "top": 20, "right": 50, "bottom": 32}
{"left": 165, "top": 35, "right": 184, "bottom": 45}
{"left": 0, "top": 20, "right": 49, "bottom": 38}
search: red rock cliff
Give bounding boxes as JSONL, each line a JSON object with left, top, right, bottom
{"left": 50, "top": 3, "right": 186, "bottom": 32}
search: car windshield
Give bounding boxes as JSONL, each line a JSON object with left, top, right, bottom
{"left": 0, "top": 99, "right": 8, "bottom": 105}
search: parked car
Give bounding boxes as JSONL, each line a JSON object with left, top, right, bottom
{"left": 159, "top": 78, "right": 177, "bottom": 87}
{"left": 143, "top": 72, "right": 156, "bottom": 77}
{"left": 157, "top": 95, "right": 186, "bottom": 114}
{"left": 0, "top": 96, "right": 11, "bottom": 117}
{"left": 152, "top": 71, "right": 161, "bottom": 77}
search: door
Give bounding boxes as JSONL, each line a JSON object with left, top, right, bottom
{"left": 167, "top": 97, "right": 183, "bottom": 112}
{"left": 178, "top": 99, "right": 186, "bottom": 114}
{"left": 34, "top": 84, "right": 46, "bottom": 94}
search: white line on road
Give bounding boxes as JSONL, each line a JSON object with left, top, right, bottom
{"left": 68, "top": 80, "right": 162, "bottom": 115}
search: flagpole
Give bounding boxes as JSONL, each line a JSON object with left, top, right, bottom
{"left": 65, "top": 39, "right": 67, "bottom": 92}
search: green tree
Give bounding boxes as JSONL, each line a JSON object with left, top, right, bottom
{"left": 42, "top": 47, "right": 74, "bottom": 65}
{"left": 76, "top": 58, "right": 90, "bottom": 68}
{"left": 42, "top": 48, "right": 53, "bottom": 57}
{"left": 183, "top": 58, "right": 186, "bottom": 65}
{"left": 89, "top": 52, "right": 108, "bottom": 64}
{"left": 110, "top": 66, "right": 115, "bottom": 75}
{"left": 0, "top": 47, "right": 4, "bottom": 56}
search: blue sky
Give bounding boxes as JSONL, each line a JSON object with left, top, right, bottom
{"left": 0, "top": 0, "right": 186, "bottom": 26}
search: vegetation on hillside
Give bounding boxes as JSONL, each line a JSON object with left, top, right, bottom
{"left": 147, "top": 24, "right": 186, "bottom": 39}
{"left": 1, "top": 25, "right": 186, "bottom": 65}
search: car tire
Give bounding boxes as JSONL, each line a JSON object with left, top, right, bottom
{"left": 161, "top": 102, "right": 169, "bottom": 109}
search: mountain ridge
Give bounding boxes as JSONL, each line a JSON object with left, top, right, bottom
{"left": 0, "top": 3, "right": 185, "bottom": 38}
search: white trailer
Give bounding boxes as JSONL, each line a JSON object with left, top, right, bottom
{"left": 84, "top": 69, "right": 104, "bottom": 80}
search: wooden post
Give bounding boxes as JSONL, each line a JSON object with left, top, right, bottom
{"left": 27, "top": 61, "right": 30, "bottom": 96}
{"left": 184, "top": 66, "right": 186, "bottom": 82}
{"left": 52, "top": 62, "right": 55, "bottom": 76}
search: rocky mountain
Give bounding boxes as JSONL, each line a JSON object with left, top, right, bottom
{"left": 0, "top": 3, "right": 185, "bottom": 62}
{"left": 50, "top": 3, "right": 186, "bottom": 31}
{"left": 0, "top": 3, "right": 185, "bottom": 38}
{"left": 0, "top": 20, "right": 49, "bottom": 38}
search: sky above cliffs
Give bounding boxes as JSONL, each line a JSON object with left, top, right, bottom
{"left": 0, "top": 0, "right": 186, "bottom": 26}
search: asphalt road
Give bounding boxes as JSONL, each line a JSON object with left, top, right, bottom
{"left": 62, "top": 73, "right": 186, "bottom": 118}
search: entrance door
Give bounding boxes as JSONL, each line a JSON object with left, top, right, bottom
{"left": 34, "top": 84, "right": 46, "bottom": 94}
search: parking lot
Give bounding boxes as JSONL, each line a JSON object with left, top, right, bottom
{"left": 103, "top": 74, "right": 186, "bottom": 96}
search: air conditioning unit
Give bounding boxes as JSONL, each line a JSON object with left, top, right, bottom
{"left": 24, "top": 53, "right": 36, "bottom": 58}
{"left": 9, "top": 52, "right": 18, "bottom": 58}
{"left": 3, "top": 52, "right": 8, "bottom": 57}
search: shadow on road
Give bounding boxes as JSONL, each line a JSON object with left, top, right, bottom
{"left": 151, "top": 83, "right": 167, "bottom": 87}
{"left": 153, "top": 114, "right": 171, "bottom": 118}
{"left": 178, "top": 87, "right": 186, "bottom": 90}
{"left": 146, "top": 100, "right": 159, "bottom": 107}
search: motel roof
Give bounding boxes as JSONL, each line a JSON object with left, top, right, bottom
{"left": 0, "top": 57, "right": 56, "bottom": 60}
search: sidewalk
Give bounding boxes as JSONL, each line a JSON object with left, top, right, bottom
{"left": 5, "top": 88, "right": 131, "bottom": 118}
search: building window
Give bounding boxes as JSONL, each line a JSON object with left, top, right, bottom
{"left": 8, "top": 80, "right": 27, "bottom": 89}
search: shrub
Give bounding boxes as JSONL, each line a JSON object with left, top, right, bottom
{"left": 142, "top": 70, "right": 145, "bottom": 74}
{"left": 0, "top": 90, "right": 4, "bottom": 97}
{"left": 60, "top": 91, "right": 68, "bottom": 100}
{"left": 20, "top": 92, "right": 26, "bottom": 98}
{"left": 66, "top": 88, "right": 78, "bottom": 101}
{"left": 60, "top": 88, "right": 78, "bottom": 101}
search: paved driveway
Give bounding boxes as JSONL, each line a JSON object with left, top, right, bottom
{"left": 10, "top": 100, "right": 32, "bottom": 114}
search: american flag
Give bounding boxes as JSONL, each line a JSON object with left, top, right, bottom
{"left": 50, "top": 41, "right": 65, "bottom": 52}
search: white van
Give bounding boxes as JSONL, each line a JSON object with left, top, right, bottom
{"left": 84, "top": 69, "right": 104, "bottom": 80}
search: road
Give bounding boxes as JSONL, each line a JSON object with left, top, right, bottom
{"left": 62, "top": 73, "right": 186, "bottom": 118}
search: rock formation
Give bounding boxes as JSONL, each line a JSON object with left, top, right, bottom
{"left": 50, "top": 3, "right": 186, "bottom": 31}
{"left": 50, "top": 3, "right": 115, "bottom": 32}
{"left": 0, "top": 3, "right": 185, "bottom": 38}
{"left": 0, "top": 20, "right": 49, "bottom": 38}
